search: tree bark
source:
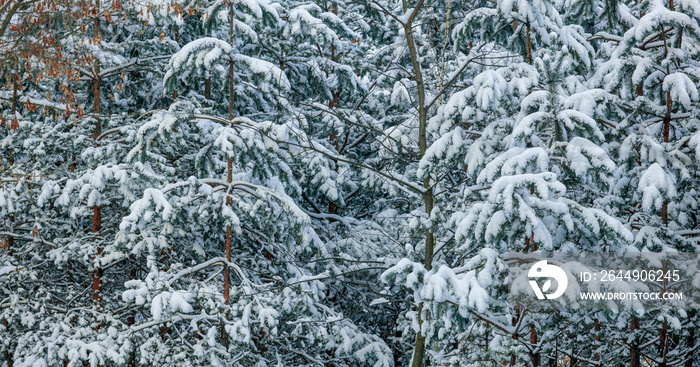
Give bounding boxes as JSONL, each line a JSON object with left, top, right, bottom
{"left": 403, "top": 2, "right": 433, "bottom": 365}
{"left": 91, "top": 205, "right": 102, "bottom": 310}
{"left": 92, "top": 5, "right": 103, "bottom": 312}
{"left": 3, "top": 318, "right": 12, "bottom": 367}
{"left": 526, "top": 22, "right": 532, "bottom": 64}
{"left": 127, "top": 268, "right": 137, "bottom": 367}
{"left": 631, "top": 316, "right": 640, "bottom": 367}
{"left": 205, "top": 77, "right": 211, "bottom": 100}
{"left": 686, "top": 311, "right": 696, "bottom": 367}
{"left": 91, "top": 12, "right": 104, "bottom": 367}
{"left": 663, "top": 89, "right": 671, "bottom": 143}
{"left": 531, "top": 326, "right": 539, "bottom": 367}
{"left": 91, "top": 0, "right": 103, "bottom": 310}
{"left": 222, "top": 4, "right": 235, "bottom": 347}
{"left": 224, "top": 157, "right": 233, "bottom": 310}
{"left": 659, "top": 321, "right": 668, "bottom": 367}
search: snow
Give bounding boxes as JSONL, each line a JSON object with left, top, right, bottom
{"left": 369, "top": 297, "right": 389, "bottom": 306}
{"left": 122, "top": 280, "right": 149, "bottom": 305}
{"left": 678, "top": 0, "right": 700, "bottom": 17}
{"left": 566, "top": 137, "right": 615, "bottom": 181}
{"left": 381, "top": 248, "right": 507, "bottom": 316}
{"left": 151, "top": 291, "right": 194, "bottom": 321}
{"left": 202, "top": 46, "right": 222, "bottom": 70}
{"left": 0, "top": 265, "right": 24, "bottom": 276}
{"left": 620, "top": 134, "right": 667, "bottom": 167}
{"left": 128, "top": 0, "right": 186, "bottom": 25}
{"left": 172, "top": 38, "right": 233, "bottom": 68}
{"left": 476, "top": 147, "right": 549, "bottom": 184}
{"left": 417, "top": 128, "right": 466, "bottom": 179}
{"left": 120, "top": 188, "right": 173, "bottom": 232}
{"left": 236, "top": 0, "right": 264, "bottom": 19}
{"left": 5, "top": 0, "right": 700, "bottom": 364}
{"left": 0, "top": 91, "right": 67, "bottom": 112}
{"left": 233, "top": 54, "right": 291, "bottom": 90}
{"left": 663, "top": 73, "right": 699, "bottom": 109}
{"left": 638, "top": 163, "right": 676, "bottom": 212}
{"left": 285, "top": 4, "right": 341, "bottom": 50}
{"left": 390, "top": 80, "right": 411, "bottom": 107}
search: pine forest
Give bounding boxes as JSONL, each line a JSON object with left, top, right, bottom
{"left": 1, "top": 0, "right": 700, "bottom": 365}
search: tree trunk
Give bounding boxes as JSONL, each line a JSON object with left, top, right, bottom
{"left": 5, "top": 72, "right": 18, "bottom": 258}
{"left": 659, "top": 321, "right": 667, "bottom": 367}
{"left": 228, "top": 1, "right": 235, "bottom": 122}
{"left": 526, "top": 22, "right": 532, "bottom": 64}
{"left": 127, "top": 268, "right": 137, "bottom": 367}
{"left": 6, "top": 215, "right": 13, "bottom": 257}
{"left": 631, "top": 316, "right": 640, "bottom": 367}
{"left": 664, "top": 89, "right": 671, "bottom": 143}
{"left": 92, "top": 33, "right": 102, "bottom": 310}
{"left": 92, "top": 205, "right": 102, "bottom": 310}
{"left": 205, "top": 77, "right": 211, "bottom": 100}
{"left": 510, "top": 310, "right": 519, "bottom": 367}
{"left": 403, "top": 3, "right": 432, "bottom": 365}
{"left": 91, "top": 11, "right": 104, "bottom": 367}
{"left": 411, "top": 303, "right": 428, "bottom": 367}
{"left": 594, "top": 318, "right": 601, "bottom": 363}
{"left": 686, "top": 311, "right": 696, "bottom": 367}
{"left": 222, "top": 5, "right": 235, "bottom": 347}
{"left": 531, "top": 326, "right": 539, "bottom": 367}
{"left": 92, "top": 12, "right": 103, "bottom": 311}
{"left": 327, "top": 90, "right": 341, "bottom": 221}
{"left": 3, "top": 319, "right": 12, "bottom": 367}
{"left": 224, "top": 156, "right": 233, "bottom": 311}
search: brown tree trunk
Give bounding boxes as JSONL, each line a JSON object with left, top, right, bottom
{"left": 510, "top": 309, "right": 519, "bottom": 367}
{"left": 91, "top": 10, "right": 104, "bottom": 367}
{"left": 631, "top": 316, "right": 640, "bottom": 367}
{"left": 411, "top": 302, "right": 427, "bottom": 367}
{"left": 530, "top": 326, "right": 539, "bottom": 367}
{"left": 635, "top": 57, "right": 644, "bottom": 97}
{"left": 8, "top": 71, "right": 18, "bottom": 165}
{"left": 661, "top": 200, "right": 668, "bottom": 224}
{"left": 6, "top": 215, "right": 13, "bottom": 257}
{"left": 4, "top": 72, "right": 18, "bottom": 258}
{"left": 526, "top": 22, "right": 532, "bottom": 64}
{"left": 687, "top": 311, "right": 696, "bottom": 367}
{"left": 222, "top": 5, "right": 235, "bottom": 347}
{"left": 127, "top": 268, "right": 137, "bottom": 367}
{"left": 91, "top": 205, "right": 102, "bottom": 309}
{"left": 326, "top": 90, "right": 341, "bottom": 221}
{"left": 205, "top": 77, "right": 211, "bottom": 100}
{"left": 659, "top": 321, "right": 668, "bottom": 367}
{"left": 222, "top": 98, "right": 233, "bottom": 348}
{"left": 224, "top": 157, "right": 233, "bottom": 310}
{"left": 2, "top": 319, "right": 11, "bottom": 367}
{"left": 92, "top": 30, "right": 103, "bottom": 312}
{"left": 663, "top": 89, "right": 671, "bottom": 143}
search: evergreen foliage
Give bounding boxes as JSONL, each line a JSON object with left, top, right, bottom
{"left": 1, "top": 0, "right": 699, "bottom": 365}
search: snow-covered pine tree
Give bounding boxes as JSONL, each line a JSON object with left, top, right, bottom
{"left": 109, "top": 1, "right": 393, "bottom": 364}
{"left": 592, "top": 0, "right": 700, "bottom": 365}
{"left": 2, "top": 0, "right": 700, "bottom": 365}
{"left": 416, "top": 0, "right": 639, "bottom": 364}
{"left": 0, "top": 0, "right": 183, "bottom": 364}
